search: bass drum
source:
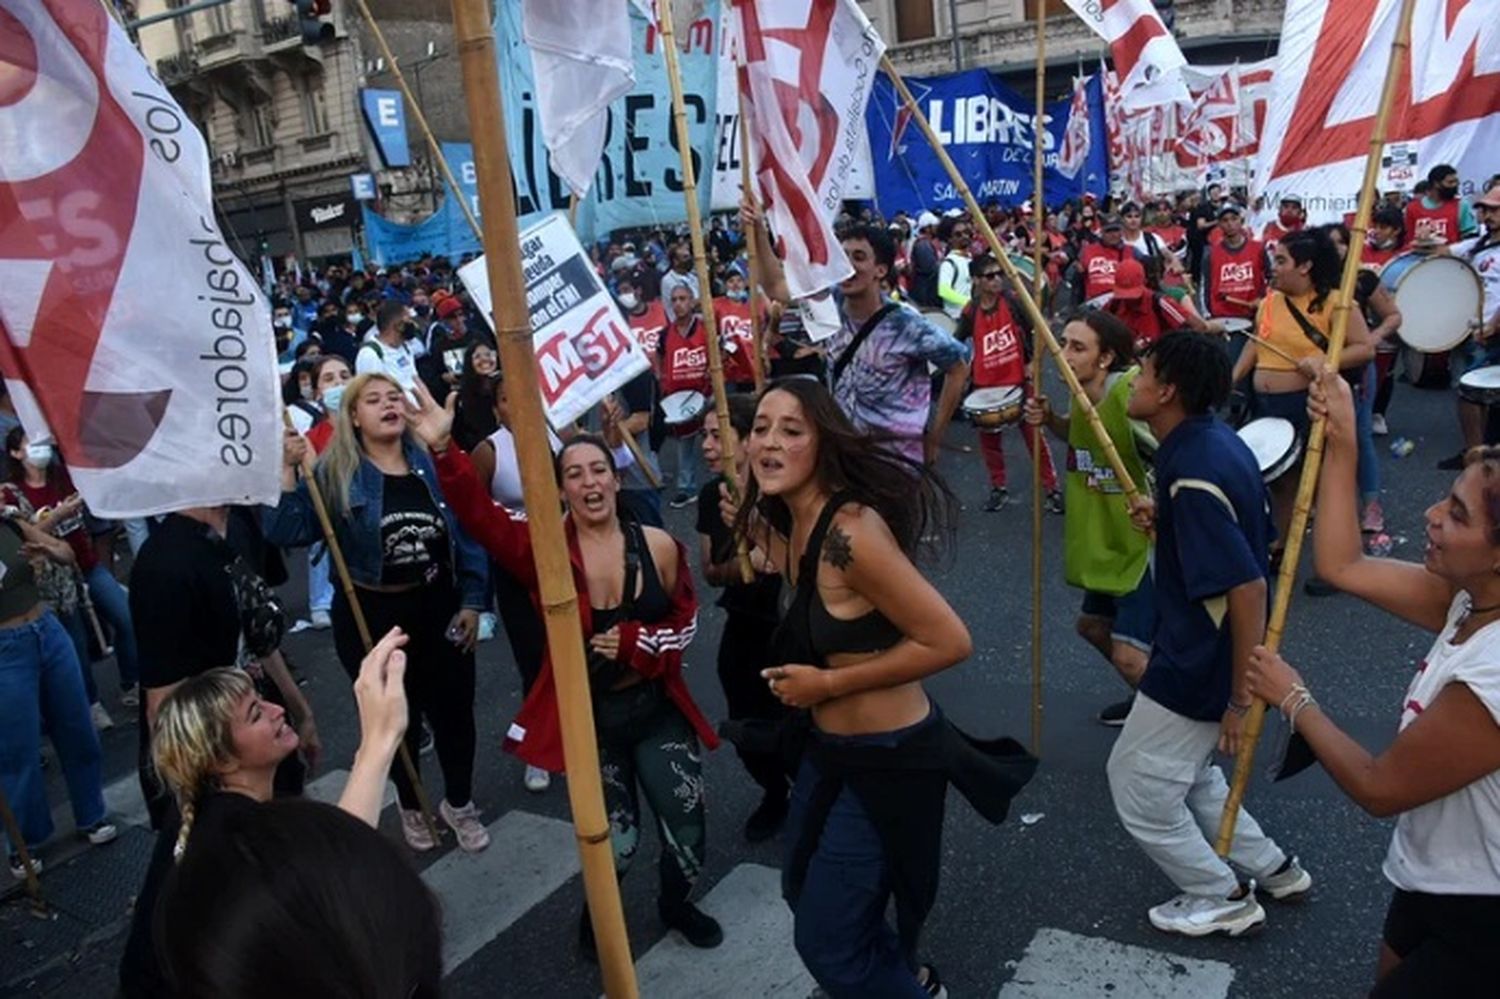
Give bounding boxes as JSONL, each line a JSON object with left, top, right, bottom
{"left": 1402, "top": 345, "right": 1452, "bottom": 389}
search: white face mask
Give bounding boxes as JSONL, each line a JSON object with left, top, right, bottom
{"left": 346, "top": 313, "right": 361, "bottom": 324}
{"left": 25, "top": 443, "right": 53, "bottom": 468}
{"left": 321, "top": 384, "right": 346, "bottom": 413}
{"left": 273, "top": 314, "right": 292, "bottom": 329}
{"left": 299, "top": 381, "right": 315, "bottom": 400}
{"left": 618, "top": 292, "right": 639, "bottom": 311}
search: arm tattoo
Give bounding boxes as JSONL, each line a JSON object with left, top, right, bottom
{"left": 822, "top": 524, "right": 854, "bottom": 571}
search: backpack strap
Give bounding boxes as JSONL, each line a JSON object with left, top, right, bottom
{"left": 831, "top": 304, "right": 899, "bottom": 388}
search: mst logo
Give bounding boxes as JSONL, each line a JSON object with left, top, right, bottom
{"left": 1220, "top": 261, "right": 1256, "bottom": 285}
{"left": 672, "top": 344, "right": 707, "bottom": 375}
{"left": 982, "top": 325, "right": 1019, "bottom": 359}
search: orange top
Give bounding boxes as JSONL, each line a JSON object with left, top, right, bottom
{"left": 1254, "top": 290, "right": 1330, "bottom": 372}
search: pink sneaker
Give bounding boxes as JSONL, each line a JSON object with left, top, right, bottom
{"left": 1361, "top": 498, "right": 1385, "bottom": 534}
{"left": 440, "top": 799, "right": 490, "bottom": 853}
{"left": 400, "top": 808, "right": 438, "bottom": 852}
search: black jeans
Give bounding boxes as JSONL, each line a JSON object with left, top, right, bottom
{"left": 717, "top": 613, "right": 792, "bottom": 796}
{"left": 331, "top": 581, "right": 476, "bottom": 810}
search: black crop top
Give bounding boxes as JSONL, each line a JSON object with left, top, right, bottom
{"left": 770, "top": 493, "right": 904, "bottom": 668}
{"left": 590, "top": 517, "right": 672, "bottom": 633}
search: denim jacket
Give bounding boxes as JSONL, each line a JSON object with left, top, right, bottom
{"left": 261, "top": 440, "right": 488, "bottom": 609}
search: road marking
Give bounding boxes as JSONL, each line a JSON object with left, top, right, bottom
{"left": 303, "top": 768, "right": 397, "bottom": 811}
{"left": 422, "top": 810, "right": 580, "bottom": 972}
{"left": 997, "top": 927, "right": 1234, "bottom": 998}
{"left": 103, "top": 774, "right": 149, "bottom": 829}
{"left": 630, "top": 863, "right": 816, "bottom": 999}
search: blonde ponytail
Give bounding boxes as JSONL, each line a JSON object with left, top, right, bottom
{"left": 151, "top": 668, "right": 256, "bottom": 860}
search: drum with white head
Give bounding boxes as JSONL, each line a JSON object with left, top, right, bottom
{"left": 1383, "top": 252, "right": 1483, "bottom": 353}
{"left": 1458, "top": 365, "right": 1500, "bottom": 407}
{"left": 1237, "top": 417, "right": 1302, "bottom": 484}
{"left": 962, "top": 386, "right": 1024, "bottom": 430}
{"left": 658, "top": 390, "right": 707, "bottom": 437}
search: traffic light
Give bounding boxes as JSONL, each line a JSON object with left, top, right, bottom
{"left": 292, "top": 0, "right": 334, "bottom": 45}
{"left": 1152, "top": 0, "right": 1176, "bottom": 32}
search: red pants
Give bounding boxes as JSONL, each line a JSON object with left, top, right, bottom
{"left": 979, "top": 422, "right": 1058, "bottom": 490}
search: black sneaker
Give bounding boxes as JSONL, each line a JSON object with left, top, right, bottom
{"left": 744, "top": 789, "right": 789, "bottom": 843}
{"left": 918, "top": 963, "right": 949, "bottom": 999}
{"left": 1437, "top": 451, "right": 1467, "bottom": 471}
{"left": 660, "top": 898, "right": 724, "bottom": 948}
{"left": 1303, "top": 576, "right": 1338, "bottom": 597}
{"left": 669, "top": 491, "right": 696, "bottom": 509}
{"left": 1045, "top": 490, "right": 1065, "bottom": 515}
{"left": 983, "top": 488, "right": 1009, "bottom": 512}
{"left": 1097, "top": 695, "right": 1135, "bottom": 727}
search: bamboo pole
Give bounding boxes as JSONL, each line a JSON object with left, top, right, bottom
{"left": 351, "top": 0, "right": 483, "bottom": 242}
{"left": 737, "top": 90, "right": 767, "bottom": 393}
{"left": 882, "top": 56, "right": 1146, "bottom": 510}
{"left": 446, "top": 3, "right": 636, "bottom": 993}
{"left": 280, "top": 412, "right": 443, "bottom": 847}
{"left": 1028, "top": 8, "right": 1046, "bottom": 757}
{"left": 1214, "top": 0, "right": 1417, "bottom": 856}
{"left": 658, "top": 0, "right": 754, "bottom": 585}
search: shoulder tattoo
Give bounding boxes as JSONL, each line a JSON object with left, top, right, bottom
{"left": 822, "top": 524, "right": 854, "bottom": 571}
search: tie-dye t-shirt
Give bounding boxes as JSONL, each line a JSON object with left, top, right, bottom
{"left": 827, "top": 294, "right": 971, "bottom": 462}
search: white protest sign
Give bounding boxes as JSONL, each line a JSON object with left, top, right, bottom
{"left": 459, "top": 214, "right": 649, "bottom": 429}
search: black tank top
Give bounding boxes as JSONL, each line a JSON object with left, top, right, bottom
{"left": 590, "top": 516, "right": 671, "bottom": 634}
{"left": 769, "top": 494, "right": 904, "bottom": 668}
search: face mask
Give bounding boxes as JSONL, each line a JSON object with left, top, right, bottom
{"left": 727, "top": 289, "right": 748, "bottom": 302}
{"left": 273, "top": 315, "right": 291, "bottom": 329}
{"left": 25, "top": 443, "right": 53, "bottom": 468}
{"left": 321, "top": 384, "right": 346, "bottom": 413}
{"left": 1439, "top": 185, "right": 1458, "bottom": 201}
{"left": 299, "top": 382, "right": 315, "bottom": 400}
{"left": 1279, "top": 209, "right": 1301, "bottom": 226}
{"left": 347, "top": 313, "right": 361, "bottom": 324}
{"left": 618, "top": 292, "right": 639, "bottom": 311}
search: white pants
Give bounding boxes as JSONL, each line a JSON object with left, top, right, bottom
{"left": 1107, "top": 693, "right": 1287, "bottom": 897}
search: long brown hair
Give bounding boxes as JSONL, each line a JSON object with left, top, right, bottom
{"left": 734, "top": 378, "right": 956, "bottom": 560}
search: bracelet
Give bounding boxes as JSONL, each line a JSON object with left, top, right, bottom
{"left": 1289, "top": 694, "right": 1318, "bottom": 734}
{"left": 1279, "top": 683, "right": 1309, "bottom": 717}
{"left": 1279, "top": 683, "right": 1318, "bottom": 734}
{"left": 1227, "top": 700, "right": 1252, "bottom": 715}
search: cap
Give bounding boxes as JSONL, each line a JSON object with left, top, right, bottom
{"left": 435, "top": 296, "right": 463, "bottom": 319}
{"left": 1279, "top": 195, "right": 1304, "bottom": 207}
{"left": 1112, "top": 257, "right": 1146, "bottom": 300}
{"left": 917, "top": 210, "right": 940, "bottom": 230}
{"left": 1099, "top": 212, "right": 1124, "bottom": 230}
{"left": 376, "top": 267, "right": 389, "bottom": 276}
{"left": 943, "top": 207, "right": 965, "bottom": 219}
{"left": 1216, "top": 202, "right": 1245, "bottom": 219}
{"left": 1475, "top": 186, "right": 1500, "bottom": 209}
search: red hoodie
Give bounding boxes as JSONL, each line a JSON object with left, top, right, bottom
{"left": 434, "top": 447, "right": 718, "bottom": 773}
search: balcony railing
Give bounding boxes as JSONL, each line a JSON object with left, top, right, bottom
{"left": 155, "top": 51, "right": 200, "bottom": 86}
{"left": 261, "top": 14, "right": 300, "bottom": 47}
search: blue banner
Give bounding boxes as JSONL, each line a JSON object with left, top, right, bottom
{"left": 360, "top": 89, "right": 411, "bottom": 169}
{"left": 441, "top": 141, "right": 479, "bottom": 223}
{"left": 866, "top": 70, "right": 1108, "bottom": 217}
{"left": 493, "top": 0, "right": 719, "bottom": 240}
{"left": 361, "top": 201, "right": 480, "bottom": 267}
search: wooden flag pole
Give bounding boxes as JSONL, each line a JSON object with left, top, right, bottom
{"left": 1029, "top": 8, "right": 1047, "bottom": 757}
{"left": 737, "top": 91, "right": 768, "bottom": 394}
{"left": 351, "top": 0, "right": 482, "bottom": 241}
{"left": 1214, "top": 0, "right": 1417, "bottom": 856}
{"left": 882, "top": 56, "right": 1146, "bottom": 511}
{"left": 447, "top": 4, "right": 637, "bottom": 993}
{"left": 280, "top": 412, "right": 443, "bottom": 847}
{"left": 658, "top": 0, "right": 754, "bottom": 585}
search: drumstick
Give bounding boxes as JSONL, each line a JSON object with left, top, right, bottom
{"left": 1247, "top": 334, "right": 1303, "bottom": 366}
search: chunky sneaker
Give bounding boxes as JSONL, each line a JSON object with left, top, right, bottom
{"left": 1046, "top": 490, "right": 1065, "bottom": 515}
{"left": 1371, "top": 413, "right": 1388, "bottom": 437}
{"left": 743, "top": 789, "right": 789, "bottom": 843}
{"left": 400, "top": 808, "right": 439, "bottom": 852}
{"left": 918, "top": 963, "right": 949, "bottom": 999}
{"left": 440, "top": 799, "right": 490, "bottom": 853}
{"left": 1148, "top": 883, "right": 1266, "bottom": 937}
{"left": 91, "top": 702, "right": 114, "bottom": 731}
{"left": 309, "top": 609, "right": 332, "bottom": 630}
{"left": 79, "top": 820, "right": 118, "bottom": 846}
{"left": 1361, "top": 498, "right": 1386, "bottom": 534}
{"left": 659, "top": 897, "right": 724, "bottom": 948}
{"left": 119, "top": 684, "right": 140, "bottom": 708}
{"left": 8, "top": 853, "right": 41, "bottom": 881}
{"left": 523, "top": 765, "right": 552, "bottom": 793}
{"left": 1258, "top": 856, "right": 1313, "bottom": 901}
{"left": 669, "top": 491, "right": 697, "bottom": 509}
{"left": 983, "top": 488, "right": 1009, "bottom": 512}
{"left": 1097, "top": 695, "right": 1135, "bottom": 727}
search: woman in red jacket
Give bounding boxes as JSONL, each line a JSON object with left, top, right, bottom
{"left": 405, "top": 383, "right": 724, "bottom": 956}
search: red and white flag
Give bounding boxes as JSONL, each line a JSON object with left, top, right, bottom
{"left": 523, "top": 0, "right": 635, "bottom": 198}
{"left": 1062, "top": 0, "right": 1189, "bottom": 109}
{"left": 0, "top": 0, "right": 281, "bottom": 517}
{"left": 1057, "top": 76, "right": 1093, "bottom": 180}
{"left": 1255, "top": 0, "right": 1500, "bottom": 223}
{"left": 737, "top": 0, "right": 884, "bottom": 298}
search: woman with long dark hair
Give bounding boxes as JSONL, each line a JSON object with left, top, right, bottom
{"left": 1230, "top": 228, "right": 1375, "bottom": 561}
{"left": 453, "top": 341, "right": 500, "bottom": 452}
{"left": 732, "top": 377, "right": 1034, "bottom": 998}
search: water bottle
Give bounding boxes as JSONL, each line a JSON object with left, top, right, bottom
{"left": 1390, "top": 437, "right": 1414, "bottom": 458}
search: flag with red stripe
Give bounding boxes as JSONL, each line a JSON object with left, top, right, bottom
{"left": 1062, "top": 0, "right": 1189, "bottom": 109}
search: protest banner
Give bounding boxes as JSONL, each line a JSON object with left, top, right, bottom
{"left": 865, "top": 68, "right": 1109, "bottom": 217}
{"left": 459, "top": 214, "right": 649, "bottom": 428}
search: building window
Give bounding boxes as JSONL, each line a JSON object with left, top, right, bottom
{"left": 249, "top": 101, "right": 276, "bottom": 149}
{"left": 300, "top": 74, "right": 329, "bottom": 135}
{"left": 894, "top": 0, "right": 936, "bottom": 42}
{"left": 203, "top": 0, "right": 232, "bottom": 37}
{"left": 1024, "top": 0, "right": 1071, "bottom": 19}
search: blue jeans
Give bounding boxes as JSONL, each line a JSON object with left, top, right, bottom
{"left": 1353, "top": 361, "right": 1380, "bottom": 502}
{"left": 59, "top": 607, "right": 98, "bottom": 705}
{"left": 307, "top": 543, "right": 334, "bottom": 613}
{"left": 786, "top": 723, "right": 933, "bottom": 999}
{"left": 84, "top": 563, "right": 138, "bottom": 687}
{"left": 0, "top": 611, "right": 106, "bottom": 851}
{"left": 669, "top": 430, "right": 705, "bottom": 494}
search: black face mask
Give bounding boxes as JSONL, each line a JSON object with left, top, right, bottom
{"left": 1439, "top": 185, "right": 1459, "bottom": 201}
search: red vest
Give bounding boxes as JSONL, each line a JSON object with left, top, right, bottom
{"left": 1404, "top": 198, "right": 1461, "bottom": 245}
{"left": 626, "top": 300, "right": 667, "bottom": 354}
{"left": 1259, "top": 220, "right": 1302, "bottom": 256}
{"left": 1363, "top": 243, "right": 1400, "bottom": 270}
{"left": 1081, "top": 242, "right": 1131, "bottom": 300}
{"left": 658, "top": 317, "right": 710, "bottom": 398}
{"left": 712, "top": 297, "right": 758, "bottom": 386}
{"left": 968, "top": 299, "right": 1027, "bottom": 389}
{"left": 1206, "top": 239, "right": 1268, "bottom": 318}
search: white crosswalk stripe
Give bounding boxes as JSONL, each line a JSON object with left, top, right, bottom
{"left": 302, "top": 768, "right": 396, "bottom": 811}
{"left": 997, "top": 927, "right": 1235, "bottom": 998}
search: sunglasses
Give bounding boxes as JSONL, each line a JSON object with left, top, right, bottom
{"left": 980, "top": 272, "right": 1003, "bottom": 280}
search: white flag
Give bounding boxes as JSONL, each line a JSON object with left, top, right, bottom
{"left": 1254, "top": 0, "right": 1500, "bottom": 224}
{"left": 0, "top": 0, "right": 281, "bottom": 517}
{"left": 1062, "top": 0, "right": 1189, "bottom": 109}
{"left": 737, "top": 0, "right": 885, "bottom": 299}
{"left": 523, "top": 0, "right": 635, "bottom": 198}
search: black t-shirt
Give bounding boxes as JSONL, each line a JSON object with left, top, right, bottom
{"left": 379, "top": 473, "right": 450, "bottom": 586}
{"left": 132, "top": 514, "right": 242, "bottom": 691}
{"left": 1187, "top": 203, "right": 1218, "bottom": 249}
{"left": 696, "top": 475, "right": 780, "bottom": 622}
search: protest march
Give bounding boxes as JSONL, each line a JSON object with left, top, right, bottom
{"left": 1, "top": 0, "right": 1498, "bottom": 996}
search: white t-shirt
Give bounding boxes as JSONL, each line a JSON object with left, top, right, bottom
{"left": 483, "top": 425, "right": 566, "bottom": 511}
{"left": 938, "top": 252, "right": 972, "bottom": 320}
{"left": 355, "top": 334, "right": 419, "bottom": 393}
{"left": 1452, "top": 233, "right": 1500, "bottom": 325}
{"left": 1382, "top": 592, "right": 1500, "bottom": 894}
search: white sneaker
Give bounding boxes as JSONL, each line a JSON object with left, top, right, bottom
{"left": 309, "top": 609, "right": 332, "bottom": 630}
{"left": 400, "top": 808, "right": 438, "bottom": 852}
{"left": 1148, "top": 884, "right": 1266, "bottom": 937}
{"left": 119, "top": 684, "right": 140, "bottom": 708}
{"left": 1258, "top": 856, "right": 1313, "bottom": 900}
{"left": 478, "top": 611, "right": 497, "bottom": 642}
{"left": 8, "top": 853, "right": 41, "bottom": 881}
{"left": 79, "top": 820, "right": 118, "bottom": 846}
{"left": 91, "top": 702, "right": 114, "bottom": 731}
{"left": 523, "top": 765, "right": 552, "bottom": 793}
{"left": 1371, "top": 413, "right": 1389, "bottom": 437}
{"left": 440, "top": 799, "right": 491, "bottom": 853}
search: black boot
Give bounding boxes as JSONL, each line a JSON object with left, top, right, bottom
{"left": 658, "top": 859, "right": 723, "bottom": 948}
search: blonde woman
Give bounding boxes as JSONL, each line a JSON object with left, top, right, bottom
{"left": 264, "top": 372, "right": 491, "bottom": 853}
{"left": 119, "top": 630, "right": 411, "bottom": 999}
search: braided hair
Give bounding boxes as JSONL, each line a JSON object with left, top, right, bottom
{"left": 151, "top": 669, "right": 256, "bottom": 860}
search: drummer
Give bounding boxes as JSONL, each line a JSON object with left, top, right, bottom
{"left": 955, "top": 254, "right": 1062, "bottom": 514}
{"left": 1200, "top": 204, "right": 1268, "bottom": 323}
{"left": 1436, "top": 184, "right": 1500, "bottom": 470}
{"left": 1091, "top": 257, "right": 1216, "bottom": 352}
{"left": 655, "top": 284, "right": 712, "bottom": 509}
{"left": 1230, "top": 229, "right": 1375, "bottom": 565}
